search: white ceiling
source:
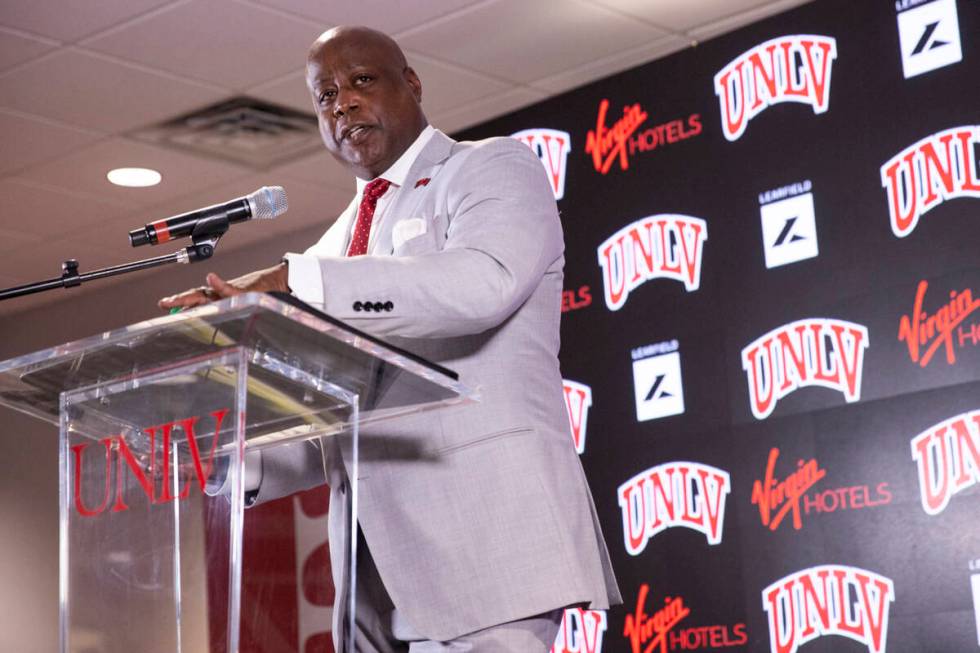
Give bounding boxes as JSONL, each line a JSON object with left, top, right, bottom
{"left": 0, "top": 0, "right": 810, "bottom": 313}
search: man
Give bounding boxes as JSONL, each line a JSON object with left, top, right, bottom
{"left": 161, "top": 26, "right": 620, "bottom": 652}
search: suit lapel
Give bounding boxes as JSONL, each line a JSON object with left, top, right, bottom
{"left": 371, "top": 130, "right": 456, "bottom": 256}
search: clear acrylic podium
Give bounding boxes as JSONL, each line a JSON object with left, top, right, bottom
{"left": 0, "top": 292, "right": 474, "bottom": 653}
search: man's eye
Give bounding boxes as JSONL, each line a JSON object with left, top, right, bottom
{"left": 356, "top": 75, "right": 373, "bottom": 84}
{"left": 318, "top": 90, "right": 336, "bottom": 103}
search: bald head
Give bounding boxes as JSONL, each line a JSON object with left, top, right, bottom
{"left": 305, "top": 26, "right": 427, "bottom": 179}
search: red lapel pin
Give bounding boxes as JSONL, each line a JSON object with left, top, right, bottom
{"left": 414, "top": 177, "right": 431, "bottom": 188}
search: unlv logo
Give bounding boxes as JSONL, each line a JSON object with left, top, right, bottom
{"left": 597, "top": 215, "right": 707, "bottom": 311}
{"left": 618, "top": 462, "right": 731, "bottom": 555}
{"left": 741, "top": 319, "right": 869, "bottom": 420}
{"left": 910, "top": 409, "right": 980, "bottom": 515}
{"left": 562, "top": 380, "right": 593, "bottom": 454}
{"left": 512, "top": 128, "right": 572, "bottom": 200}
{"left": 763, "top": 565, "right": 895, "bottom": 653}
{"left": 880, "top": 126, "right": 980, "bottom": 238}
{"left": 70, "top": 410, "right": 227, "bottom": 517}
{"left": 714, "top": 35, "right": 837, "bottom": 141}
{"left": 551, "top": 608, "right": 607, "bottom": 653}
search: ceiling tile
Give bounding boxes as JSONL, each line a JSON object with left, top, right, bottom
{"left": 253, "top": 0, "right": 482, "bottom": 36}
{"left": 0, "top": 110, "right": 104, "bottom": 175}
{"left": 589, "top": 0, "right": 778, "bottom": 32}
{"left": 248, "top": 69, "right": 314, "bottom": 114}
{"left": 15, "top": 137, "right": 250, "bottom": 209}
{"left": 398, "top": 0, "right": 667, "bottom": 84}
{"left": 530, "top": 34, "right": 690, "bottom": 94}
{"left": 267, "top": 150, "right": 354, "bottom": 194}
{"left": 0, "top": 0, "right": 176, "bottom": 42}
{"left": 430, "top": 86, "right": 548, "bottom": 135}
{"left": 0, "top": 179, "right": 134, "bottom": 248}
{"left": 0, "top": 48, "right": 227, "bottom": 133}
{"left": 0, "top": 27, "right": 57, "bottom": 73}
{"left": 688, "top": 0, "right": 814, "bottom": 42}
{"left": 82, "top": 0, "right": 323, "bottom": 89}
{"left": 408, "top": 52, "right": 513, "bottom": 115}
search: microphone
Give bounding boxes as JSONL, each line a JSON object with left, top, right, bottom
{"left": 128, "top": 186, "right": 287, "bottom": 247}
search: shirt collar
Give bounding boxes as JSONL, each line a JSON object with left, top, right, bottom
{"left": 355, "top": 124, "right": 436, "bottom": 193}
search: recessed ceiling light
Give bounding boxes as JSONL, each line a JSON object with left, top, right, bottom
{"left": 107, "top": 167, "right": 162, "bottom": 187}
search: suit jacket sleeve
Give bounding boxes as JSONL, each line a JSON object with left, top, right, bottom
{"left": 288, "top": 137, "right": 563, "bottom": 339}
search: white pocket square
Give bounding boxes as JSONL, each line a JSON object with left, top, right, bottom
{"left": 392, "top": 218, "right": 427, "bottom": 249}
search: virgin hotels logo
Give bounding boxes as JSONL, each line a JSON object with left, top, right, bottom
{"left": 880, "top": 126, "right": 980, "bottom": 238}
{"left": 763, "top": 565, "right": 895, "bottom": 653}
{"left": 584, "top": 100, "right": 701, "bottom": 174}
{"left": 512, "top": 128, "right": 572, "bottom": 200}
{"left": 597, "top": 215, "right": 707, "bottom": 311}
{"left": 623, "top": 583, "right": 689, "bottom": 653}
{"left": 562, "top": 379, "right": 593, "bottom": 454}
{"left": 751, "top": 447, "right": 892, "bottom": 532}
{"left": 70, "top": 409, "right": 227, "bottom": 516}
{"left": 741, "top": 318, "right": 869, "bottom": 420}
{"left": 623, "top": 584, "right": 747, "bottom": 653}
{"left": 898, "top": 280, "right": 980, "bottom": 367}
{"left": 618, "top": 461, "right": 730, "bottom": 555}
{"left": 714, "top": 35, "right": 837, "bottom": 141}
{"left": 585, "top": 99, "right": 648, "bottom": 174}
{"left": 910, "top": 409, "right": 980, "bottom": 515}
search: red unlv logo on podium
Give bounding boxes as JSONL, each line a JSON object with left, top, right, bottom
{"left": 70, "top": 409, "right": 228, "bottom": 516}
{"left": 880, "top": 126, "right": 980, "bottom": 238}
{"left": 741, "top": 319, "right": 869, "bottom": 420}
{"left": 910, "top": 409, "right": 980, "bottom": 516}
{"left": 512, "top": 128, "right": 572, "bottom": 200}
{"left": 597, "top": 215, "right": 707, "bottom": 311}
{"left": 618, "top": 461, "right": 730, "bottom": 555}
{"left": 763, "top": 565, "right": 895, "bottom": 653}
{"left": 714, "top": 35, "right": 837, "bottom": 141}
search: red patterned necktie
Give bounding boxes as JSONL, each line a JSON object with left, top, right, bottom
{"left": 346, "top": 178, "right": 392, "bottom": 256}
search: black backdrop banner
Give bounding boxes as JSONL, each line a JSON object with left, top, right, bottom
{"left": 456, "top": 1, "right": 980, "bottom": 652}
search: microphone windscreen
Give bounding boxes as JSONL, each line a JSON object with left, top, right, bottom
{"left": 249, "top": 186, "right": 288, "bottom": 219}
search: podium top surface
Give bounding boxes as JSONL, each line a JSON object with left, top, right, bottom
{"left": 0, "top": 292, "right": 475, "bottom": 443}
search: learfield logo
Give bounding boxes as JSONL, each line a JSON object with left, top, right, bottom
{"left": 714, "top": 35, "right": 837, "bottom": 141}
{"left": 741, "top": 319, "right": 869, "bottom": 420}
{"left": 763, "top": 565, "right": 895, "bottom": 653}
{"left": 598, "top": 215, "right": 707, "bottom": 311}
{"left": 898, "top": 279, "right": 980, "bottom": 367}
{"left": 583, "top": 99, "right": 701, "bottom": 174}
{"left": 759, "top": 180, "right": 819, "bottom": 268}
{"left": 910, "top": 409, "right": 980, "bottom": 515}
{"left": 512, "top": 128, "right": 572, "bottom": 199}
{"left": 562, "top": 380, "right": 593, "bottom": 454}
{"left": 552, "top": 608, "right": 607, "bottom": 653}
{"left": 631, "top": 340, "right": 685, "bottom": 422}
{"left": 880, "top": 126, "right": 980, "bottom": 238}
{"left": 618, "top": 461, "right": 731, "bottom": 555}
{"left": 896, "top": 0, "right": 963, "bottom": 78}
{"left": 751, "top": 447, "right": 892, "bottom": 532}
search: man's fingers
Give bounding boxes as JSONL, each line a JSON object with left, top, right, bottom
{"left": 206, "top": 273, "right": 240, "bottom": 298}
{"left": 158, "top": 288, "right": 208, "bottom": 310}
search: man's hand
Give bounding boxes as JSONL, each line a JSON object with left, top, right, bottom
{"left": 158, "top": 262, "right": 289, "bottom": 311}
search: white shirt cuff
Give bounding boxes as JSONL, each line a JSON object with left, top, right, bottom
{"left": 283, "top": 252, "right": 325, "bottom": 308}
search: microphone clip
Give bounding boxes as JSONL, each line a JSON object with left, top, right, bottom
{"left": 183, "top": 214, "right": 230, "bottom": 263}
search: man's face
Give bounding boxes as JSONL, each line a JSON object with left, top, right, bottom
{"left": 306, "top": 32, "right": 426, "bottom": 180}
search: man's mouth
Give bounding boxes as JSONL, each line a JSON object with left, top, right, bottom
{"left": 342, "top": 124, "right": 374, "bottom": 142}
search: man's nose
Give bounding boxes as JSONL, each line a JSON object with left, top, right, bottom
{"left": 333, "top": 88, "right": 360, "bottom": 117}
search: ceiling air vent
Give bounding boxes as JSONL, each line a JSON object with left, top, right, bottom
{"left": 130, "top": 96, "right": 322, "bottom": 169}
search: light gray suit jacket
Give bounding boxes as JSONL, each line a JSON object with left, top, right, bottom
{"left": 261, "top": 129, "right": 620, "bottom": 640}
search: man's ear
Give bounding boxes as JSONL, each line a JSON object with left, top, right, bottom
{"left": 404, "top": 66, "right": 422, "bottom": 102}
